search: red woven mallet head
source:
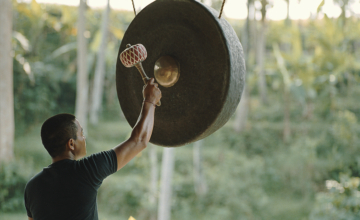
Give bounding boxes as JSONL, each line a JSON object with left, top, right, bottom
{"left": 120, "top": 44, "right": 147, "bottom": 68}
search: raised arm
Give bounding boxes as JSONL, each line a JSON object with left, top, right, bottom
{"left": 113, "top": 78, "right": 161, "bottom": 171}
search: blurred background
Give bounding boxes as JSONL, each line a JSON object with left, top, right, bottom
{"left": 0, "top": 0, "right": 360, "bottom": 219}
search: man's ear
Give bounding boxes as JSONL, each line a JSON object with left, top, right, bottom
{"left": 66, "top": 139, "right": 75, "bottom": 151}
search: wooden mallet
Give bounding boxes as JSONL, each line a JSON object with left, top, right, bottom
{"left": 120, "top": 44, "right": 161, "bottom": 106}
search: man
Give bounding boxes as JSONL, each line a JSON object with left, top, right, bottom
{"left": 24, "top": 78, "right": 162, "bottom": 220}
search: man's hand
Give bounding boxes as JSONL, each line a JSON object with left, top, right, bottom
{"left": 113, "top": 78, "right": 161, "bottom": 170}
{"left": 143, "top": 78, "right": 162, "bottom": 105}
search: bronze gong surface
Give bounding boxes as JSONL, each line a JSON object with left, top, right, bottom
{"left": 154, "top": 56, "right": 180, "bottom": 88}
{"left": 116, "top": 0, "right": 246, "bottom": 147}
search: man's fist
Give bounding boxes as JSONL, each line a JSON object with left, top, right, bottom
{"left": 143, "top": 78, "right": 162, "bottom": 105}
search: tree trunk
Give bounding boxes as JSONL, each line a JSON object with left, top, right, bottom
{"left": 193, "top": 140, "right": 207, "bottom": 196}
{"left": 90, "top": 0, "right": 110, "bottom": 125}
{"left": 233, "top": 0, "right": 251, "bottom": 132}
{"left": 157, "top": 148, "right": 175, "bottom": 220}
{"left": 149, "top": 144, "right": 158, "bottom": 220}
{"left": 257, "top": 0, "right": 268, "bottom": 105}
{"left": 75, "top": 0, "right": 89, "bottom": 132}
{"left": 285, "top": 0, "right": 291, "bottom": 26}
{"left": 283, "top": 88, "right": 291, "bottom": 142}
{"left": 234, "top": 86, "right": 249, "bottom": 132}
{"left": 0, "top": 0, "right": 14, "bottom": 162}
{"left": 256, "top": 21, "right": 267, "bottom": 105}
{"left": 273, "top": 43, "right": 291, "bottom": 142}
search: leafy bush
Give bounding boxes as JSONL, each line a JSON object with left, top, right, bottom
{"left": 97, "top": 175, "right": 147, "bottom": 218}
{"left": 13, "top": 59, "right": 76, "bottom": 134}
{"left": 0, "top": 161, "right": 34, "bottom": 212}
{"left": 310, "top": 174, "right": 360, "bottom": 220}
{"left": 316, "top": 110, "right": 360, "bottom": 179}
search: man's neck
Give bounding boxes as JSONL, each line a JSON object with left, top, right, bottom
{"left": 52, "top": 152, "right": 75, "bottom": 163}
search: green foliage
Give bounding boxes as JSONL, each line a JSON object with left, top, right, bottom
{"left": 13, "top": 126, "right": 51, "bottom": 170}
{"left": 13, "top": 59, "right": 77, "bottom": 132}
{"left": 310, "top": 174, "right": 360, "bottom": 220}
{"left": 0, "top": 162, "right": 34, "bottom": 212}
{"left": 12, "top": 2, "right": 133, "bottom": 133}
{"left": 315, "top": 110, "right": 360, "bottom": 183}
{"left": 13, "top": 2, "right": 79, "bottom": 132}
{"left": 98, "top": 176, "right": 147, "bottom": 217}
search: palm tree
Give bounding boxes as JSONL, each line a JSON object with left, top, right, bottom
{"left": 233, "top": 0, "right": 252, "bottom": 132}
{"left": 256, "top": 0, "right": 269, "bottom": 104}
{"left": 0, "top": 0, "right": 14, "bottom": 162}
{"left": 158, "top": 148, "right": 175, "bottom": 220}
{"left": 90, "top": 0, "right": 110, "bottom": 125}
{"left": 75, "top": 0, "right": 89, "bottom": 132}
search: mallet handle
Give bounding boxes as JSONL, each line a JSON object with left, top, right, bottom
{"left": 135, "top": 63, "right": 161, "bottom": 106}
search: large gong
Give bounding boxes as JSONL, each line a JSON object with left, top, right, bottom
{"left": 116, "top": 0, "right": 246, "bottom": 147}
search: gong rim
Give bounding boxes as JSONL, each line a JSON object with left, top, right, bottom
{"left": 116, "top": 0, "right": 245, "bottom": 147}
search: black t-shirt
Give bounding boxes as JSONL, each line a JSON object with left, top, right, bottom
{"left": 24, "top": 150, "right": 118, "bottom": 220}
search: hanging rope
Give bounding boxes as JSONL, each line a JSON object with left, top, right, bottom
{"left": 131, "top": 0, "right": 225, "bottom": 18}
{"left": 218, "top": 0, "right": 226, "bottom": 19}
{"left": 131, "top": 0, "right": 137, "bottom": 16}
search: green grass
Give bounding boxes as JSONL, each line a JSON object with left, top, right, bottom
{"left": 87, "top": 119, "right": 133, "bottom": 154}
{"left": 0, "top": 212, "right": 134, "bottom": 220}
{"left": 14, "top": 125, "right": 51, "bottom": 170}
{"left": 0, "top": 213, "right": 25, "bottom": 220}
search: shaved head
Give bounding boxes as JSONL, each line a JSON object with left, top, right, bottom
{"left": 41, "top": 113, "right": 78, "bottom": 158}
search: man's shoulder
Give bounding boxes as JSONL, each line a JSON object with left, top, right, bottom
{"left": 75, "top": 150, "right": 118, "bottom": 186}
{"left": 25, "top": 169, "right": 46, "bottom": 192}
{"left": 78, "top": 149, "right": 117, "bottom": 166}
{"left": 82, "top": 149, "right": 117, "bottom": 160}
{"left": 25, "top": 160, "right": 74, "bottom": 190}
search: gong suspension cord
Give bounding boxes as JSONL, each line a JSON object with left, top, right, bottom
{"left": 131, "top": 0, "right": 226, "bottom": 19}
{"left": 131, "top": 0, "right": 137, "bottom": 16}
{"left": 218, "top": 0, "right": 226, "bottom": 18}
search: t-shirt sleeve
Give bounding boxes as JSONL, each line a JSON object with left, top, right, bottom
{"left": 24, "top": 186, "right": 32, "bottom": 218}
{"left": 76, "top": 149, "right": 118, "bottom": 187}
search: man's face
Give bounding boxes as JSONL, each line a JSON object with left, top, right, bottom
{"left": 73, "top": 119, "right": 87, "bottom": 160}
